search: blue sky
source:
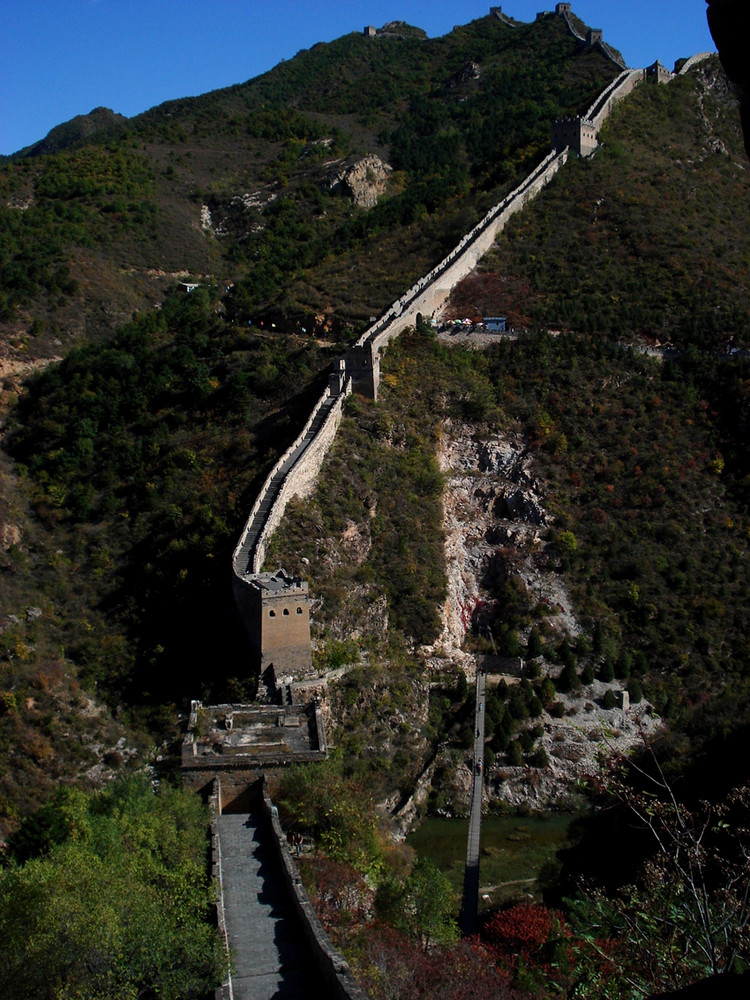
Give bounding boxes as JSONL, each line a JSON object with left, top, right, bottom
{"left": 1, "top": 1, "right": 715, "bottom": 156}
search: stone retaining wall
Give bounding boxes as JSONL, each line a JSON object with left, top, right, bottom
{"left": 259, "top": 782, "right": 371, "bottom": 1000}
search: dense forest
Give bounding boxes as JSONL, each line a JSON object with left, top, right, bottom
{"left": 1, "top": 7, "right": 749, "bottom": 1000}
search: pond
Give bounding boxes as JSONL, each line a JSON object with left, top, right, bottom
{"left": 406, "top": 812, "right": 579, "bottom": 910}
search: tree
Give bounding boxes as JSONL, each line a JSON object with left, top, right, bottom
{"left": 405, "top": 858, "right": 459, "bottom": 952}
{"left": 556, "top": 663, "right": 580, "bottom": 694}
{"left": 527, "top": 627, "right": 543, "bottom": 659}
{"left": 377, "top": 858, "right": 459, "bottom": 953}
{"left": 602, "top": 689, "right": 618, "bottom": 710}
{"left": 0, "top": 777, "right": 226, "bottom": 1000}
{"left": 599, "top": 658, "right": 615, "bottom": 683}
{"left": 569, "top": 751, "right": 750, "bottom": 994}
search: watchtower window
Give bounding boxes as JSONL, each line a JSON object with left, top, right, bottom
{"left": 297, "top": 607, "right": 303, "bottom": 615}
{"left": 269, "top": 609, "right": 276, "bottom": 617}
{"left": 283, "top": 608, "right": 290, "bottom": 616}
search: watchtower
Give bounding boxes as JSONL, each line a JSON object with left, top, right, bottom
{"left": 555, "top": 3, "right": 572, "bottom": 15}
{"left": 551, "top": 116, "right": 598, "bottom": 157}
{"left": 344, "top": 343, "right": 380, "bottom": 401}
{"left": 646, "top": 60, "right": 674, "bottom": 85}
{"left": 364, "top": 25, "right": 376, "bottom": 37}
{"left": 233, "top": 569, "right": 313, "bottom": 684}
{"left": 586, "top": 28, "right": 603, "bottom": 46}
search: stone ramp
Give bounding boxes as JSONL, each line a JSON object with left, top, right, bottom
{"left": 218, "top": 811, "right": 326, "bottom": 1000}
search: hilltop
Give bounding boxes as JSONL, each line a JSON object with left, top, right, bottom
{"left": 0, "top": 12, "right": 619, "bottom": 365}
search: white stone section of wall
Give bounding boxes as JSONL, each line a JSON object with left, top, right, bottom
{"left": 585, "top": 68, "right": 645, "bottom": 129}
{"left": 358, "top": 148, "right": 569, "bottom": 356}
{"left": 678, "top": 52, "right": 715, "bottom": 75}
{"left": 232, "top": 384, "right": 350, "bottom": 577}
{"left": 251, "top": 390, "right": 349, "bottom": 574}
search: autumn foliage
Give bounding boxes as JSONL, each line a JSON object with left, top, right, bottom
{"left": 483, "top": 902, "right": 573, "bottom": 988}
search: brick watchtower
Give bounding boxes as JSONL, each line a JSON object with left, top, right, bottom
{"left": 233, "top": 569, "right": 313, "bottom": 686}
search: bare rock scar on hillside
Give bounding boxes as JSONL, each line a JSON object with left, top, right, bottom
{"left": 327, "top": 154, "right": 392, "bottom": 209}
{"left": 425, "top": 419, "right": 659, "bottom": 811}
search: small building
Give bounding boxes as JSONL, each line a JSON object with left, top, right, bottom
{"left": 179, "top": 281, "right": 201, "bottom": 294}
{"left": 551, "top": 116, "right": 598, "bottom": 157}
{"left": 646, "top": 60, "right": 674, "bottom": 85}
{"left": 364, "top": 25, "right": 377, "bottom": 37}
{"left": 232, "top": 569, "right": 313, "bottom": 686}
{"left": 483, "top": 316, "right": 507, "bottom": 332}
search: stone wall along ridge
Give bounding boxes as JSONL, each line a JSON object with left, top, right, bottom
{"left": 557, "top": 8, "right": 628, "bottom": 70}
{"left": 232, "top": 381, "right": 350, "bottom": 578}
{"left": 231, "top": 46, "right": 689, "bottom": 594}
{"left": 585, "top": 68, "right": 645, "bottom": 128}
{"left": 357, "top": 148, "right": 568, "bottom": 356}
{"left": 678, "top": 52, "right": 716, "bottom": 74}
{"left": 248, "top": 387, "right": 349, "bottom": 575}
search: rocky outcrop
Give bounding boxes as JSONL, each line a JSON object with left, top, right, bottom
{"left": 448, "top": 62, "right": 481, "bottom": 87}
{"left": 428, "top": 422, "right": 569, "bottom": 663}
{"left": 328, "top": 155, "right": 392, "bottom": 209}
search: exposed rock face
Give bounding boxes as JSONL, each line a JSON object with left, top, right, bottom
{"left": 448, "top": 61, "right": 481, "bottom": 87}
{"left": 427, "top": 421, "right": 572, "bottom": 665}
{"left": 328, "top": 155, "right": 392, "bottom": 208}
{"left": 425, "top": 420, "right": 659, "bottom": 812}
{"left": 202, "top": 187, "right": 277, "bottom": 239}
{"left": 1, "top": 522, "right": 22, "bottom": 550}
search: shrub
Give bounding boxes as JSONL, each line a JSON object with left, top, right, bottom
{"left": 527, "top": 627, "right": 543, "bottom": 659}
{"left": 556, "top": 664, "right": 580, "bottom": 694}
{"left": 602, "top": 689, "right": 618, "bottom": 710}
{"left": 599, "top": 659, "right": 615, "bottom": 683}
{"left": 627, "top": 678, "right": 643, "bottom": 704}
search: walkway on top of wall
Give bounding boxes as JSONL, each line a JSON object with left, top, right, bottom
{"left": 218, "top": 809, "right": 327, "bottom": 1000}
{"left": 233, "top": 390, "right": 343, "bottom": 577}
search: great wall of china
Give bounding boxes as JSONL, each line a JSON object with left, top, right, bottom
{"left": 197, "top": 11, "right": 715, "bottom": 994}
{"left": 229, "top": 5, "right": 713, "bottom": 697}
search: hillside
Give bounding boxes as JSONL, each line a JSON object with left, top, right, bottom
{"left": 447, "top": 58, "right": 750, "bottom": 348}
{"left": 0, "top": 13, "right": 619, "bottom": 366}
{"left": 2, "top": 12, "right": 750, "bottom": 999}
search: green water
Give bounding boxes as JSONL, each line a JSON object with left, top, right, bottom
{"left": 407, "top": 813, "right": 578, "bottom": 907}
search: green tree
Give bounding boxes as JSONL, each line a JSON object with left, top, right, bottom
{"left": 404, "top": 858, "right": 459, "bottom": 953}
{"left": 0, "top": 777, "right": 226, "bottom": 1000}
{"left": 527, "top": 627, "right": 543, "bottom": 659}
